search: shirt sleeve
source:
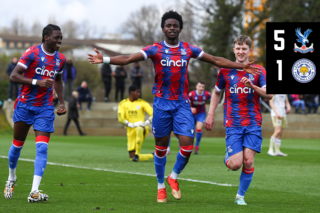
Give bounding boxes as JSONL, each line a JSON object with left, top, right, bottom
{"left": 259, "top": 67, "right": 267, "bottom": 88}
{"left": 143, "top": 101, "right": 153, "bottom": 117}
{"left": 207, "top": 91, "right": 211, "bottom": 101}
{"left": 215, "top": 69, "right": 226, "bottom": 93}
{"left": 58, "top": 56, "right": 66, "bottom": 75}
{"left": 18, "top": 47, "right": 35, "bottom": 70}
{"left": 117, "top": 101, "right": 126, "bottom": 124}
{"left": 140, "top": 44, "right": 158, "bottom": 60}
{"left": 189, "top": 44, "right": 204, "bottom": 60}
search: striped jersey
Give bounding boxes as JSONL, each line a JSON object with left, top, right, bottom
{"left": 189, "top": 90, "right": 211, "bottom": 114}
{"left": 140, "top": 40, "right": 204, "bottom": 100}
{"left": 16, "top": 44, "right": 66, "bottom": 106}
{"left": 215, "top": 65, "right": 266, "bottom": 127}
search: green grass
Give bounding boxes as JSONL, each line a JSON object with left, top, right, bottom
{"left": 0, "top": 134, "right": 319, "bottom": 212}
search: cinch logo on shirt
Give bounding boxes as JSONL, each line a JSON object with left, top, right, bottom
{"left": 160, "top": 57, "right": 187, "bottom": 67}
{"left": 229, "top": 84, "right": 254, "bottom": 94}
{"left": 35, "top": 66, "right": 58, "bottom": 77}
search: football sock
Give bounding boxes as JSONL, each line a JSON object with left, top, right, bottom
{"left": 34, "top": 136, "right": 49, "bottom": 177}
{"left": 8, "top": 139, "right": 24, "bottom": 181}
{"left": 195, "top": 129, "right": 202, "bottom": 148}
{"left": 137, "top": 154, "right": 153, "bottom": 161}
{"left": 154, "top": 145, "right": 168, "bottom": 186}
{"left": 224, "top": 150, "right": 230, "bottom": 169}
{"left": 171, "top": 145, "right": 193, "bottom": 179}
{"left": 135, "top": 127, "right": 144, "bottom": 155}
{"left": 237, "top": 166, "right": 254, "bottom": 196}
{"left": 158, "top": 183, "right": 166, "bottom": 189}
{"left": 31, "top": 175, "right": 42, "bottom": 192}
{"left": 275, "top": 138, "right": 281, "bottom": 153}
{"left": 269, "top": 137, "right": 275, "bottom": 152}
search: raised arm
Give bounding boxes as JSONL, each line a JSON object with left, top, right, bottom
{"left": 87, "top": 48, "right": 144, "bottom": 65}
{"left": 200, "top": 53, "right": 261, "bottom": 75}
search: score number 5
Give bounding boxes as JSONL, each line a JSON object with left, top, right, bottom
{"left": 274, "top": 30, "right": 285, "bottom": 80}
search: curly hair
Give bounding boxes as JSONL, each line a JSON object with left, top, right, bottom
{"left": 161, "top": 10, "right": 183, "bottom": 29}
{"left": 42, "top": 24, "right": 61, "bottom": 43}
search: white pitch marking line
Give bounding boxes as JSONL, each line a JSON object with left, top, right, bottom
{"left": 0, "top": 155, "right": 236, "bottom": 187}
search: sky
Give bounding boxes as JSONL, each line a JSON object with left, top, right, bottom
{"left": 0, "top": 0, "right": 180, "bottom": 37}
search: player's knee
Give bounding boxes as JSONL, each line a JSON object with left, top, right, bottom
{"left": 36, "top": 143, "right": 48, "bottom": 155}
{"left": 229, "top": 159, "right": 242, "bottom": 171}
{"left": 243, "top": 159, "right": 254, "bottom": 168}
{"left": 136, "top": 126, "right": 144, "bottom": 133}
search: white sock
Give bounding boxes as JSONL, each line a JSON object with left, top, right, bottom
{"left": 236, "top": 193, "right": 244, "bottom": 198}
{"left": 31, "top": 175, "right": 42, "bottom": 192}
{"left": 158, "top": 183, "right": 165, "bottom": 189}
{"left": 170, "top": 171, "right": 179, "bottom": 179}
{"left": 275, "top": 138, "right": 281, "bottom": 153}
{"left": 8, "top": 168, "right": 16, "bottom": 181}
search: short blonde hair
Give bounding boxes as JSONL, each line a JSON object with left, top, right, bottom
{"left": 234, "top": 35, "right": 252, "bottom": 49}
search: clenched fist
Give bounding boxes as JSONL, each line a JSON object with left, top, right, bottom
{"left": 37, "top": 78, "right": 54, "bottom": 88}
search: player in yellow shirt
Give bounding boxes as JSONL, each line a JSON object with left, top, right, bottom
{"left": 118, "top": 85, "right": 154, "bottom": 162}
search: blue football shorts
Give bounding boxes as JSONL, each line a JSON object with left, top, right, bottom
{"left": 152, "top": 96, "right": 195, "bottom": 138}
{"left": 225, "top": 126, "right": 263, "bottom": 156}
{"left": 13, "top": 100, "right": 55, "bottom": 133}
{"left": 193, "top": 112, "right": 206, "bottom": 123}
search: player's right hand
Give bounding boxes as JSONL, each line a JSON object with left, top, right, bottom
{"left": 37, "top": 78, "right": 54, "bottom": 88}
{"left": 191, "top": 107, "right": 196, "bottom": 114}
{"left": 244, "top": 61, "right": 262, "bottom": 75}
{"left": 87, "top": 48, "right": 103, "bottom": 64}
{"left": 204, "top": 114, "right": 214, "bottom": 131}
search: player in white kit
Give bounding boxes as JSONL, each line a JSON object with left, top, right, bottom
{"left": 268, "top": 94, "right": 291, "bottom": 156}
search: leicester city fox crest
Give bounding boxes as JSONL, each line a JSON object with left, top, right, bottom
{"left": 294, "top": 28, "right": 314, "bottom": 54}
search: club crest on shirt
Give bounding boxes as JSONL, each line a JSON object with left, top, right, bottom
{"left": 56, "top": 59, "right": 60, "bottom": 66}
{"left": 165, "top": 49, "right": 169, "bottom": 53}
{"left": 181, "top": 48, "right": 187, "bottom": 55}
{"left": 294, "top": 28, "right": 314, "bottom": 54}
{"left": 249, "top": 74, "right": 254, "bottom": 81}
{"left": 41, "top": 57, "right": 45, "bottom": 62}
{"left": 136, "top": 105, "right": 141, "bottom": 110}
{"left": 231, "top": 75, "right": 234, "bottom": 80}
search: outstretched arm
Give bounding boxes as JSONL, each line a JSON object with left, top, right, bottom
{"left": 88, "top": 48, "right": 144, "bottom": 65}
{"left": 200, "top": 53, "right": 261, "bottom": 75}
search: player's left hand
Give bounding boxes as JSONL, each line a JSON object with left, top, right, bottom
{"left": 204, "top": 114, "right": 214, "bottom": 131}
{"left": 243, "top": 61, "right": 262, "bottom": 75}
{"left": 57, "top": 104, "right": 67, "bottom": 116}
{"left": 87, "top": 48, "right": 103, "bottom": 64}
{"left": 240, "top": 77, "right": 254, "bottom": 88}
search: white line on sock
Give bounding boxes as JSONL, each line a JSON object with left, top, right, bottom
{"left": 0, "top": 155, "right": 236, "bottom": 187}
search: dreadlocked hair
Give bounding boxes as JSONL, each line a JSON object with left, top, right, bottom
{"left": 161, "top": 10, "right": 183, "bottom": 29}
{"left": 42, "top": 24, "right": 61, "bottom": 43}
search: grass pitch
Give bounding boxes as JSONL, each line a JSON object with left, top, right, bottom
{"left": 0, "top": 134, "right": 319, "bottom": 212}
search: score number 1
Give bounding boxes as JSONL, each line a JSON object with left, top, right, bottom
{"left": 274, "top": 30, "right": 285, "bottom": 81}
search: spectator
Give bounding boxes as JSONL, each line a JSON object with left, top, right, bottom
{"left": 101, "top": 63, "right": 112, "bottom": 102}
{"left": 76, "top": 81, "right": 92, "bottom": 110}
{"left": 291, "top": 94, "right": 306, "bottom": 114}
{"left": 130, "top": 62, "right": 143, "bottom": 97}
{"left": 305, "top": 94, "right": 319, "bottom": 114}
{"left": 63, "top": 91, "right": 86, "bottom": 136}
{"left": 113, "top": 65, "right": 127, "bottom": 102}
{"left": 6, "top": 57, "right": 19, "bottom": 102}
{"left": 63, "top": 58, "right": 77, "bottom": 100}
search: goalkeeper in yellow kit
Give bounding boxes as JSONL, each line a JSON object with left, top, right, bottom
{"left": 118, "top": 85, "right": 154, "bottom": 162}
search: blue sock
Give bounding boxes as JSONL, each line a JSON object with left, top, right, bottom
{"left": 154, "top": 155, "right": 166, "bottom": 183}
{"left": 34, "top": 143, "right": 48, "bottom": 177}
{"left": 172, "top": 145, "right": 193, "bottom": 174}
{"left": 237, "top": 167, "right": 254, "bottom": 196}
{"left": 195, "top": 131, "right": 203, "bottom": 147}
{"left": 8, "top": 144, "right": 23, "bottom": 169}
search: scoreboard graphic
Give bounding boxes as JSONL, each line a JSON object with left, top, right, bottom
{"left": 266, "top": 22, "right": 319, "bottom": 94}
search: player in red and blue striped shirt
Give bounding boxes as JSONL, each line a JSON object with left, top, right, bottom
{"left": 188, "top": 81, "right": 211, "bottom": 154}
{"left": 88, "top": 10, "right": 261, "bottom": 203}
{"left": 205, "top": 35, "right": 273, "bottom": 205}
{"left": 4, "top": 24, "right": 66, "bottom": 202}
